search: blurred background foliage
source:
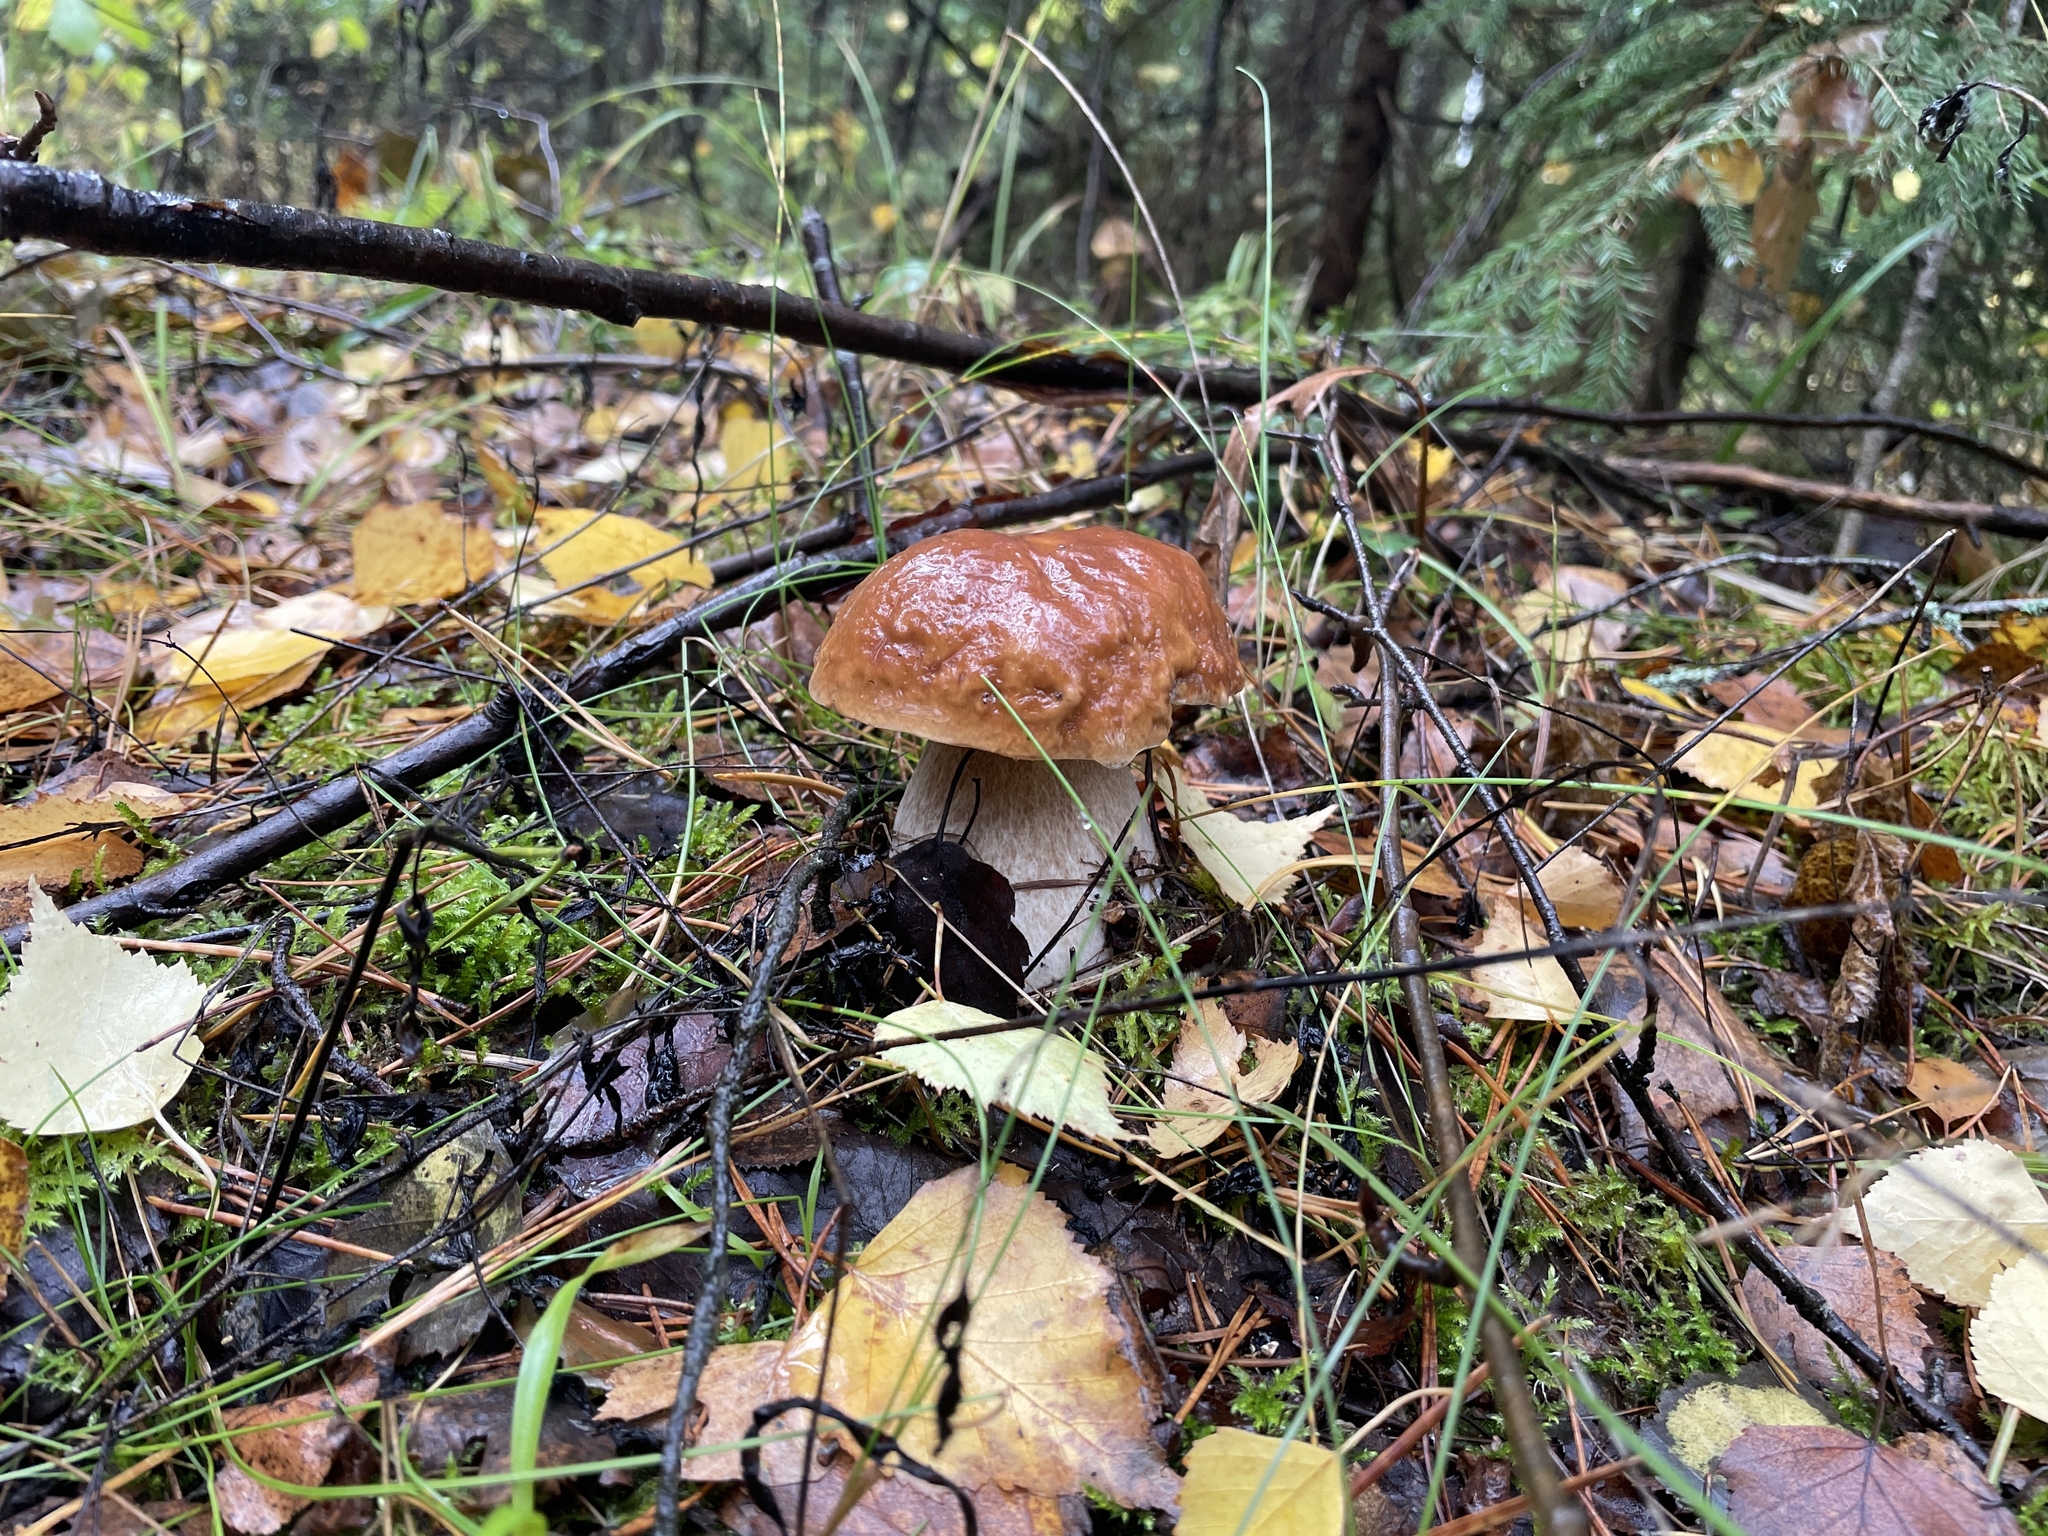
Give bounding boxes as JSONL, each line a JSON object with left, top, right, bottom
{"left": 7, "top": 0, "right": 2048, "bottom": 474}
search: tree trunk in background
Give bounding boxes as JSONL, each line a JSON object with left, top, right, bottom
{"left": 1833, "top": 224, "right": 1955, "bottom": 559}
{"left": 1305, "top": 0, "right": 1411, "bottom": 320}
{"left": 1637, "top": 199, "right": 1714, "bottom": 411}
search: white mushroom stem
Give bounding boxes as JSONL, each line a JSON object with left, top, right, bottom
{"left": 893, "top": 743, "right": 1157, "bottom": 989}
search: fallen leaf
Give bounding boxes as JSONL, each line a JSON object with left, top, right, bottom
{"left": 1825, "top": 831, "right": 1907, "bottom": 1074}
{"left": 876, "top": 999, "right": 1128, "bottom": 1143}
{"left": 1177, "top": 1429, "right": 1341, "bottom": 1536}
{"left": 1741, "top": 1244, "right": 1936, "bottom": 1393}
{"left": 1508, "top": 845, "right": 1625, "bottom": 929}
{"left": 1718, "top": 1425, "right": 2016, "bottom": 1536}
{"left": 1163, "top": 766, "right": 1334, "bottom": 908}
{"left": 519, "top": 509, "right": 714, "bottom": 624}
{"left": 1856, "top": 1141, "right": 2048, "bottom": 1307}
{"left": 0, "top": 772, "right": 182, "bottom": 887}
{"left": 214, "top": 1360, "right": 380, "bottom": 1534}
{"left": 1664, "top": 1378, "right": 1830, "bottom": 1474}
{"left": 473, "top": 436, "right": 535, "bottom": 518}
{"left": 1750, "top": 157, "right": 1820, "bottom": 298}
{"left": 1632, "top": 951, "right": 1778, "bottom": 1130}
{"left": 1675, "top": 720, "right": 1831, "bottom": 810}
{"left": 0, "top": 1136, "right": 23, "bottom": 1298}
{"left": 0, "top": 883, "right": 206, "bottom": 1134}
{"left": 1466, "top": 893, "right": 1579, "bottom": 1022}
{"left": 1973, "top": 1254, "right": 2048, "bottom": 1422}
{"left": 702, "top": 403, "right": 799, "bottom": 505}
{"left": 604, "top": 1165, "right": 1181, "bottom": 1513}
{"left": 403, "top": 1381, "right": 611, "bottom": 1512}
{"left": 1907, "top": 1058, "right": 2001, "bottom": 1127}
{"left": 351, "top": 501, "right": 497, "bottom": 606}
{"left": 1704, "top": 672, "right": 1836, "bottom": 738}
{"left": 141, "top": 592, "right": 390, "bottom": 745}
{"left": 1147, "top": 1000, "right": 1300, "bottom": 1155}
{"left": 1508, "top": 565, "right": 1629, "bottom": 668}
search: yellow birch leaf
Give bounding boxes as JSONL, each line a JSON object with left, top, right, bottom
{"left": 353, "top": 502, "right": 499, "bottom": 606}
{"left": 1509, "top": 845, "right": 1626, "bottom": 929}
{"left": 1148, "top": 1000, "right": 1300, "bottom": 1155}
{"left": 527, "top": 509, "right": 713, "bottom": 625}
{"left": 876, "top": 999, "right": 1128, "bottom": 1142}
{"left": 1178, "top": 1430, "right": 1341, "bottom": 1536}
{"left": 704, "top": 404, "right": 798, "bottom": 505}
{"left": 1163, "top": 766, "right": 1334, "bottom": 908}
{"left": 1468, "top": 893, "right": 1580, "bottom": 1021}
{"left": 0, "top": 775, "right": 182, "bottom": 886}
{"left": 1675, "top": 722, "right": 1830, "bottom": 810}
{"left": 472, "top": 436, "right": 534, "bottom": 518}
{"left": 1857, "top": 1141, "right": 2048, "bottom": 1307}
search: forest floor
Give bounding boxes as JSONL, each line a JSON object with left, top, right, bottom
{"left": 2, "top": 226, "right": 2048, "bottom": 1536}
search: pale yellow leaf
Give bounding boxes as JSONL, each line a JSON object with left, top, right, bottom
{"left": 1468, "top": 894, "right": 1580, "bottom": 1021}
{"left": 1163, "top": 767, "right": 1334, "bottom": 908}
{"left": 701, "top": 403, "right": 799, "bottom": 506}
{"left": 472, "top": 437, "right": 534, "bottom": 518}
{"left": 1512, "top": 845, "right": 1625, "bottom": 929}
{"left": 523, "top": 509, "right": 713, "bottom": 625}
{"left": 601, "top": 1166, "right": 1181, "bottom": 1513}
{"left": 1675, "top": 720, "right": 1831, "bottom": 810}
{"left": 1857, "top": 1141, "right": 2048, "bottom": 1307}
{"left": 1509, "top": 565, "right": 1629, "bottom": 667}
{"left": 1148, "top": 999, "right": 1299, "bottom": 1155}
{"left": 1178, "top": 1429, "right": 1340, "bottom": 1536}
{"left": 352, "top": 501, "right": 498, "bottom": 606}
{"left": 0, "top": 774, "right": 181, "bottom": 886}
{"left": 1907, "top": 1058, "right": 2002, "bottom": 1128}
{"left": 876, "top": 999, "right": 1128, "bottom": 1142}
{"left": 0, "top": 883, "right": 206, "bottom": 1133}
{"left": 1973, "top": 1255, "right": 2048, "bottom": 1422}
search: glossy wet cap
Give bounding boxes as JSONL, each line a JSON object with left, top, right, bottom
{"left": 811, "top": 526, "right": 1245, "bottom": 765}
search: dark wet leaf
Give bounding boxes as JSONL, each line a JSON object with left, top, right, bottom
{"left": 1719, "top": 1425, "right": 2017, "bottom": 1536}
{"left": 879, "top": 837, "right": 1030, "bottom": 1015}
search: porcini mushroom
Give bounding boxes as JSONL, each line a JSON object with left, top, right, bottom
{"left": 811, "top": 526, "right": 1244, "bottom": 987}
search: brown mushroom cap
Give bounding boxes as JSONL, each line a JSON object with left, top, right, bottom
{"left": 810, "top": 526, "right": 1245, "bottom": 765}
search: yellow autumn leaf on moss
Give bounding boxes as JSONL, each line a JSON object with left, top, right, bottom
{"left": 600, "top": 1166, "right": 1182, "bottom": 1512}
{"left": 352, "top": 501, "right": 498, "bottom": 606}
{"left": 1163, "top": 766, "right": 1333, "bottom": 908}
{"left": 526, "top": 509, "right": 713, "bottom": 625}
{"left": 1179, "top": 1429, "right": 1341, "bottom": 1536}
{"left": 1148, "top": 1000, "right": 1299, "bottom": 1155}
{"left": 876, "top": 999, "right": 1129, "bottom": 1142}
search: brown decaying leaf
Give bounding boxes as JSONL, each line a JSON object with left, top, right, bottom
{"left": 1749, "top": 156, "right": 1820, "bottom": 298}
{"left": 1629, "top": 952, "right": 1776, "bottom": 1132}
{"left": 602, "top": 1166, "right": 1181, "bottom": 1514}
{"left": 1741, "top": 1244, "right": 1937, "bottom": 1393}
{"left": 404, "top": 1381, "right": 614, "bottom": 1512}
{"left": 1906, "top": 1057, "right": 2001, "bottom": 1127}
{"left": 213, "top": 1358, "right": 380, "bottom": 1535}
{"left": 1718, "top": 1425, "right": 2017, "bottom": 1536}
{"left": 1824, "top": 830, "right": 1907, "bottom": 1077}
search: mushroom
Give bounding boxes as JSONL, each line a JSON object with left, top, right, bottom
{"left": 811, "top": 526, "right": 1244, "bottom": 987}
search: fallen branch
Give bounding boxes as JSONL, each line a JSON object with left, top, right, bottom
{"left": 0, "top": 164, "right": 1269, "bottom": 405}
{"left": 1606, "top": 456, "right": 2048, "bottom": 538}
{"left": 4, "top": 451, "right": 1210, "bottom": 947}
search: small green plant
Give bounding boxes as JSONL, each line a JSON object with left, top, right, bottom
{"left": 1228, "top": 1363, "right": 1305, "bottom": 1435}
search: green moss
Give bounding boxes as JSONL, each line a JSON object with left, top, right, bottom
{"left": 1227, "top": 1363, "right": 1304, "bottom": 1435}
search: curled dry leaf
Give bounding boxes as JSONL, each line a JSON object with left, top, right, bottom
{"left": 515, "top": 509, "right": 713, "bottom": 624}
{"left": 875, "top": 999, "right": 1128, "bottom": 1143}
{"left": 1163, "top": 766, "right": 1334, "bottom": 909}
{"left": 1824, "top": 831, "right": 1908, "bottom": 1075}
{"left": 1177, "top": 1429, "right": 1341, "bottom": 1536}
{"left": 213, "top": 1357, "right": 381, "bottom": 1535}
{"left": 1147, "top": 999, "right": 1299, "bottom": 1155}
{"left": 1718, "top": 1425, "right": 2017, "bottom": 1536}
{"left": 1466, "top": 893, "right": 1579, "bottom": 1022}
{"left": 0, "top": 883, "right": 206, "bottom": 1134}
{"left": 351, "top": 501, "right": 498, "bottom": 606}
{"left": 1856, "top": 1141, "right": 2048, "bottom": 1307}
{"left": 1973, "top": 1254, "right": 2048, "bottom": 1423}
{"left": 603, "top": 1165, "right": 1181, "bottom": 1513}
{"left": 1741, "top": 1244, "right": 1936, "bottom": 1394}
